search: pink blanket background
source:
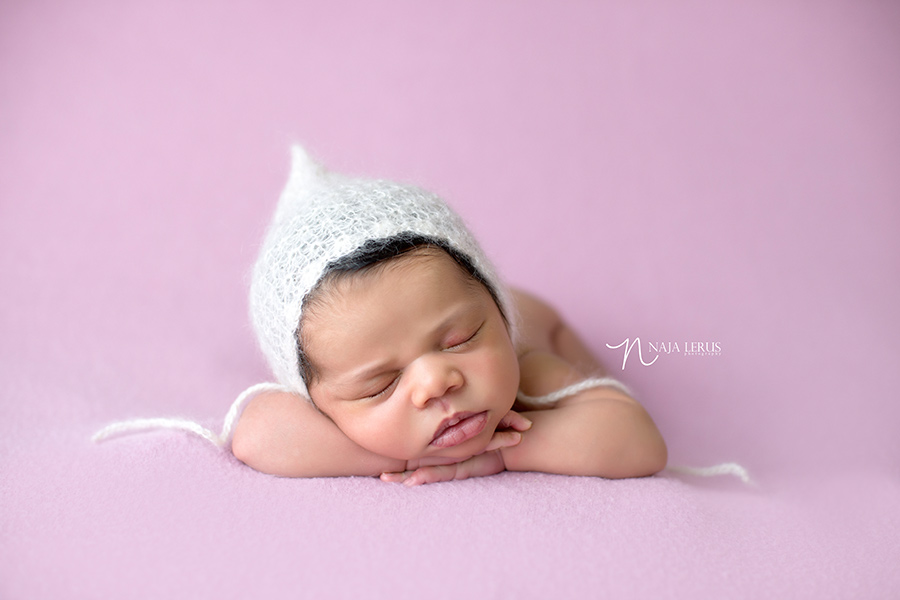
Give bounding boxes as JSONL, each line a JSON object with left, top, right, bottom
{"left": 2, "top": 1, "right": 899, "bottom": 598}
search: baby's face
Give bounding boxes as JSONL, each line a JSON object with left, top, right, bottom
{"left": 303, "top": 250, "right": 520, "bottom": 461}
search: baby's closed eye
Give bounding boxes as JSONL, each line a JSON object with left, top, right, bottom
{"left": 443, "top": 322, "right": 484, "bottom": 351}
{"left": 362, "top": 375, "right": 400, "bottom": 400}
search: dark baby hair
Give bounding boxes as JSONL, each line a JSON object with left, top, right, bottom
{"left": 294, "top": 232, "right": 506, "bottom": 386}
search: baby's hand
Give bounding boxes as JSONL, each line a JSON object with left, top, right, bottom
{"left": 484, "top": 409, "right": 532, "bottom": 451}
{"left": 380, "top": 409, "right": 532, "bottom": 486}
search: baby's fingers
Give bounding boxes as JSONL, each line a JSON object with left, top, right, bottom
{"left": 399, "top": 465, "right": 460, "bottom": 487}
{"left": 382, "top": 453, "right": 504, "bottom": 487}
{"left": 498, "top": 410, "right": 533, "bottom": 432}
{"left": 381, "top": 464, "right": 463, "bottom": 486}
{"left": 483, "top": 430, "right": 522, "bottom": 452}
{"left": 380, "top": 471, "right": 413, "bottom": 484}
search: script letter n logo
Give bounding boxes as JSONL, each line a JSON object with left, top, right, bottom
{"left": 606, "top": 337, "right": 658, "bottom": 370}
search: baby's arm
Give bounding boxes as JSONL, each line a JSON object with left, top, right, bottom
{"left": 232, "top": 392, "right": 527, "bottom": 478}
{"left": 232, "top": 391, "right": 407, "bottom": 477}
{"left": 501, "top": 351, "right": 667, "bottom": 478}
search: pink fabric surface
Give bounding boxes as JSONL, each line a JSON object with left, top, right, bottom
{"left": 2, "top": 1, "right": 899, "bottom": 598}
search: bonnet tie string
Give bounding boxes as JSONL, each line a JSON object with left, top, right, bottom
{"left": 91, "top": 381, "right": 290, "bottom": 449}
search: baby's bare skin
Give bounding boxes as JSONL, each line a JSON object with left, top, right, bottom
{"left": 232, "top": 252, "right": 666, "bottom": 484}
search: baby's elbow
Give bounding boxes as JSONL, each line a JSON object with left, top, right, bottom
{"left": 640, "top": 433, "right": 668, "bottom": 476}
{"left": 624, "top": 420, "right": 667, "bottom": 478}
{"left": 605, "top": 413, "right": 668, "bottom": 479}
{"left": 231, "top": 417, "right": 263, "bottom": 470}
{"left": 230, "top": 401, "right": 286, "bottom": 475}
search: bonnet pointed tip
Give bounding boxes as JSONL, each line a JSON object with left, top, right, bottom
{"left": 273, "top": 144, "right": 325, "bottom": 215}
{"left": 289, "top": 144, "right": 323, "bottom": 179}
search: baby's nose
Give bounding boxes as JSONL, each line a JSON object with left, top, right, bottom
{"left": 409, "top": 355, "right": 463, "bottom": 408}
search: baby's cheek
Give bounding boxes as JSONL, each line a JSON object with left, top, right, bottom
{"left": 488, "top": 347, "right": 521, "bottom": 402}
{"left": 352, "top": 409, "right": 419, "bottom": 459}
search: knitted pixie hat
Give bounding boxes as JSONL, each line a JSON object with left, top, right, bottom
{"left": 249, "top": 145, "right": 516, "bottom": 399}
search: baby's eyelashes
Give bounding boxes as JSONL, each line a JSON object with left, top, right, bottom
{"left": 362, "top": 375, "right": 400, "bottom": 400}
{"left": 443, "top": 323, "right": 484, "bottom": 351}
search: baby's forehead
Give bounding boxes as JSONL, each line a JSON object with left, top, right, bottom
{"left": 303, "top": 252, "right": 493, "bottom": 380}
{"left": 306, "top": 249, "right": 486, "bottom": 328}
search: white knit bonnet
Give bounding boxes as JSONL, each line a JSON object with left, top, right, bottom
{"left": 249, "top": 145, "right": 517, "bottom": 400}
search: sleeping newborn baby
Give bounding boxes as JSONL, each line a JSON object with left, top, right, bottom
{"left": 93, "top": 145, "right": 668, "bottom": 486}
{"left": 231, "top": 146, "right": 667, "bottom": 485}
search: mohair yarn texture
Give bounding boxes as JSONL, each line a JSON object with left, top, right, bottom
{"left": 250, "top": 145, "right": 517, "bottom": 399}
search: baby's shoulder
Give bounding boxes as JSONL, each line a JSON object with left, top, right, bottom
{"left": 510, "top": 288, "right": 563, "bottom": 357}
{"left": 516, "top": 349, "right": 581, "bottom": 406}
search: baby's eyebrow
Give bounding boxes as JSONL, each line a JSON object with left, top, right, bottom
{"left": 344, "top": 361, "right": 396, "bottom": 386}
